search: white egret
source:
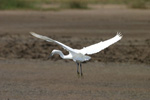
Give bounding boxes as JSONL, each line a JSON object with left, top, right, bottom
{"left": 30, "top": 32, "right": 123, "bottom": 76}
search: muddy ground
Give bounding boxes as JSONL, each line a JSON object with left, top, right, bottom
{"left": 0, "top": 5, "right": 150, "bottom": 100}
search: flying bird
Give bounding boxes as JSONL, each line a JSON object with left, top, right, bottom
{"left": 30, "top": 32, "right": 123, "bottom": 76}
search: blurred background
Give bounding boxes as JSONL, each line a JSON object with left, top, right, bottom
{"left": 0, "top": 0, "right": 150, "bottom": 10}
{"left": 0, "top": 0, "right": 150, "bottom": 64}
{"left": 0, "top": 0, "right": 150, "bottom": 100}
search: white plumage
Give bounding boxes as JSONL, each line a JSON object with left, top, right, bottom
{"left": 30, "top": 32, "right": 123, "bottom": 76}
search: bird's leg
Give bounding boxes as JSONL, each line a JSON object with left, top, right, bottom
{"left": 76, "top": 63, "right": 80, "bottom": 75}
{"left": 80, "top": 63, "right": 83, "bottom": 77}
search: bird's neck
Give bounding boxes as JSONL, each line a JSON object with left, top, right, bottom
{"left": 54, "top": 50, "right": 71, "bottom": 59}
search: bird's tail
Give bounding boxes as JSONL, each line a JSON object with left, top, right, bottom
{"left": 84, "top": 55, "right": 91, "bottom": 61}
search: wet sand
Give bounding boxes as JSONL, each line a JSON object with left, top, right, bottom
{"left": 0, "top": 60, "right": 150, "bottom": 100}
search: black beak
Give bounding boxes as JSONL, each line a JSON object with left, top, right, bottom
{"left": 47, "top": 54, "right": 53, "bottom": 60}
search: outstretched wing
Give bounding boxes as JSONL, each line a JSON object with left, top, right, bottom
{"left": 79, "top": 32, "right": 123, "bottom": 55}
{"left": 30, "top": 32, "right": 75, "bottom": 53}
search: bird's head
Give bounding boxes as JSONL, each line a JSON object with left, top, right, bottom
{"left": 47, "top": 50, "right": 60, "bottom": 59}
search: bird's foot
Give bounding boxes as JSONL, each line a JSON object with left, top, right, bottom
{"left": 77, "top": 72, "right": 80, "bottom": 78}
{"left": 81, "top": 73, "right": 84, "bottom": 79}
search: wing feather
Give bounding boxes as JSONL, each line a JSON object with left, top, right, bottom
{"left": 30, "top": 32, "right": 74, "bottom": 53}
{"left": 79, "top": 32, "right": 123, "bottom": 55}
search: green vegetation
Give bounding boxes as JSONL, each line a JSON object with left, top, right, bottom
{"left": 128, "top": 0, "right": 148, "bottom": 9}
{"left": 0, "top": 0, "right": 36, "bottom": 10}
{"left": 0, "top": 0, "right": 60, "bottom": 10}
{"left": 61, "top": 1, "right": 88, "bottom": 9}
{"left": 0, "top": 0, "right": 149, "bottom": 10}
